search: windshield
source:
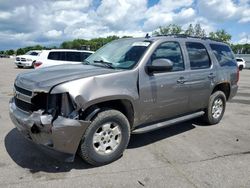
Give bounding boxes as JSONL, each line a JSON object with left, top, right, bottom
{"left": 85, "top": 39, "right": 151, "bottom": 69}
{"left": 25, "top": 51, "right": 39, "bottom": 56}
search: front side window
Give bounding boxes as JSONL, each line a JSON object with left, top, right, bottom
{"left": 85, "top": 39, "right": 151, "bottom": 69}
{"left": 186, "top": 42, "right": 211, "bottom": 70}
{"left": 151, "top": 41, "right": 184, "bottom": 71}
{"left": 210, "top": 44, "right": 236, "bottom": 67}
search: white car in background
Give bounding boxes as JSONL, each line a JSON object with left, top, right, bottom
{"left": 34, "top": 49, "right": 94, "bottom": 69}
{"left": 236, "top": 57, "right": 246, "bottom": 71}
{"left": 15, "top": 50, "right": 41, "bottom": 68}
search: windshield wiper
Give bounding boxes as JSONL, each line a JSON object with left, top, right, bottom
{"left": 93, "top": 60, "right": 115, "bottom": 69}
{"left": 82, "top": 60, "right": 90, "bottom": 65}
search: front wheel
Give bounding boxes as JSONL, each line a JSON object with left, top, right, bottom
{"left": 203, "top": 91, "right": 226, "bottom": 125}
{"left": 78, "top": 109, "right": 130, "bottom": 166}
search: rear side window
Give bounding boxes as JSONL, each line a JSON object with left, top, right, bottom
{"left": 48, "top": 51, "right": 83, "bottom": 62}
{"left": 210, "top": 44, "right": 236, "bottom": 67}
{"left": 65, "top": 52, "right": 81, "bottom": 62}
{"left": 186, "top": 42, "right": 211, "bottom": 70}
{"left": 152, "top": 41, "right": 184, "bottom": 71}
{"left": 48, "top": 52, "right": 64, "bottom": 60}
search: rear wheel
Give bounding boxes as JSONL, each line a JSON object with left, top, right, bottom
{"left": 203, "top": 91, "right": 226, "bottom": 125}
{"left": 78, "top": 109, "right": 130, "bottom": 166}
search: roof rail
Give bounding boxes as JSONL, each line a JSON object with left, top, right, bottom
{"left": 154, "top": 34, "right": 224, "bottom": 42}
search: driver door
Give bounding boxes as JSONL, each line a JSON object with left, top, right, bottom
{"left": 138, "top": 41, "right": 190, "bottom": 123}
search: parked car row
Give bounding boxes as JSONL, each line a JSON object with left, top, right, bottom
{"left": 0, "top": 54, "right": 10, "bottom": 58}
{"left": 14, "top": 49, "right": 94, "bottom": 69}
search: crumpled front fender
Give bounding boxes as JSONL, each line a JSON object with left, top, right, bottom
{"left": 9, "top": 99, "right": 91, "bottom": 162}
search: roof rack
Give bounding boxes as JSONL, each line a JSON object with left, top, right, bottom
{"left": 154, "top": 34, "right": 224, "bottom": 42}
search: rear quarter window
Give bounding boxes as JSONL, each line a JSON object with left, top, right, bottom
{"left": 81, "top": 52, "right": 92, "bottom": 60}
{"left": 210, "top": 44, "right": 236, "bottom": 67}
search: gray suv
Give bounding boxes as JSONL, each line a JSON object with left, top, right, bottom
{"left": 9, "top": 36, "right": 239, "bottom": 166}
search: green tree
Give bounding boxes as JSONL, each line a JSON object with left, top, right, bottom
{"left": 16, "top": 48, "right": 25, "bottom": 55}
{"left": 6, "top": 49, "right": 15, "bottom": 55}
{"left": 209, "top": 29, "right": 231, "bottom": 43}
{"left": 185, "top": 24, "right": 195, "bottom": 36}
{"left": 193, "top": 23, "right": 206, "bottom": 37}
{"left": 153, "top": 24, "right": 182, "bottom": 36}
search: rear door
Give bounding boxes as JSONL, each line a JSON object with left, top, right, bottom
{"left": 184, "top": 42, "right": 216, "bottom": 112}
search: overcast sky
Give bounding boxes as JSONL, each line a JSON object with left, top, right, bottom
{"left": 0, "top": 0, "right": 250, "bottom": 50}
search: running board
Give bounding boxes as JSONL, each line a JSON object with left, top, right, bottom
{"left": 132, "top": 111, "right": 204, "bottom": 134}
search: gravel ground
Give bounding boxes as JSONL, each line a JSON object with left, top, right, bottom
{"left": 0, "top": 58, "right": 250, "bottom": 188}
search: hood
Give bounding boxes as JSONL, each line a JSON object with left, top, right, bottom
{"left": 15, "top": 64, "right": 120, "bottom": 92}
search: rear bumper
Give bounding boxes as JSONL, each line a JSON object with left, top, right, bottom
{"left": 9, "top": 98, "right": 91, "bottom": 162}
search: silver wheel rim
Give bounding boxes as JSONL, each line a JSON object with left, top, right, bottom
{"left": 212, "top": 98, "right": 223, "bottom": 119}
{"left": 93, "top": 122, "right": 122, "bottom": 155}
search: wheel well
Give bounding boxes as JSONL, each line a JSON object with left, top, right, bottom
{"left": 212, "top": 83, "right": 230, "bottom": 100}
{"left": 81, "top": 99, "right": 134, "bottom": 128}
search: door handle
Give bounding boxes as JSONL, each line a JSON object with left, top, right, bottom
{"left": 177, "top": 77, "right": 187, "bottom": 84}
{"left": 208, "top": 73, "right": 216, "bottom": 79}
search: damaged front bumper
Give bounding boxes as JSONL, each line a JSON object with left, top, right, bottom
{"left": 9, "top": 98, "right": 91, "bottom": 162}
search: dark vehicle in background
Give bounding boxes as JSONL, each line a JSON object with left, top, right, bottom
{"left": 0, "top": 54, "right": 10, "bottom": 58}
{"left": 9, "top": 36, "right": 238, "bottom": 166}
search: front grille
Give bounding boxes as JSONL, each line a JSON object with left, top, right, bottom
{"left": 15, "top": 84, "right": 32, "bottom": 96}
{"left": 21, "top": 58, "right": 26, "bottom": 62}
{"left": 15, "top": 97, "right": 34, "bottom": 112}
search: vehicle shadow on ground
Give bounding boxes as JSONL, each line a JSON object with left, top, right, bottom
{"left": 128, "top": 120, "right": 196, "bottom": 149}
{"left": 4, "top": 128, "right": 93, "bottom": 173}
{"left": 5, "top": 120, "right": 200, "bottom": 173}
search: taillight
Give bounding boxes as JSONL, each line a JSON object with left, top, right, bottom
{"left": 34, "top": 61, "right": 42, "bottom": 68}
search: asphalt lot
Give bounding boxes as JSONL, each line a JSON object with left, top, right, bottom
{"left": 0, "top": 58, "right": 250, "bottom": 188}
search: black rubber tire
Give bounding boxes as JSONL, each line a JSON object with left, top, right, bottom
{"left": 203, "top": 91, "right": 226, "bottom": 125}
{"left": 32, "top": 61, "right": 35, "bottom": 68}
{"left": 239, "top": 65, "right": 243, "bottom": 71}
{"left": 17, "top": 65, "right": 23, "bottom": 68}
{"left": 78, "top": 109, "right": 130, "bottom": 166}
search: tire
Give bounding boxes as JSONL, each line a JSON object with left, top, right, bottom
{"left": 78, "top": 109, "right": 130, "bottom": 166}
{"left": 32, "top": 61, "right": 35, "bottom": 68}
{"left": 203, "top": 91, "right": 226, "bottom": 125}
{"left": 17, "top": 65, "right": 23, "bottom": 68}
{"left": 239, "top": 65, "right": 243, "bottom": 71}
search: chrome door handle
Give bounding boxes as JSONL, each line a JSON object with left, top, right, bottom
{"left": 208, "top": 73, "right": 216, "bottom": 79}
{"left": 177, "top": 77, "right": 187, "bottom": 84}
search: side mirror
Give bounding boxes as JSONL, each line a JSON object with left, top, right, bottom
{"left": 146, "top": 59, "right": 173, "bottom": 74}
